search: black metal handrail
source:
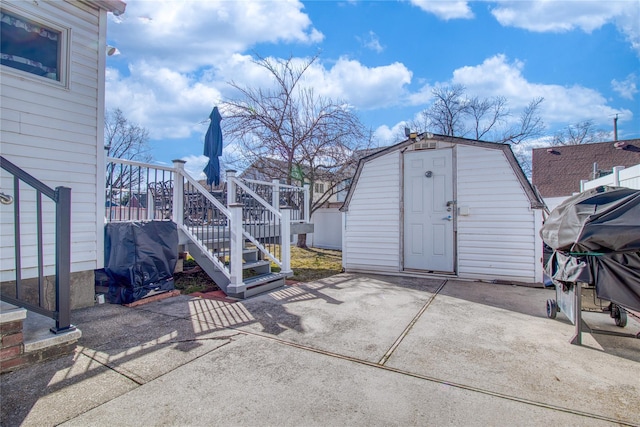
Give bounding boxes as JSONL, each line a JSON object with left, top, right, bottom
{"left": 0, "top": 156, "right": 74, "bottom": 333}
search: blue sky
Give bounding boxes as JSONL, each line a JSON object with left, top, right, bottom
{"left": 105, "top": 0, "right": 640, "bottom": 178}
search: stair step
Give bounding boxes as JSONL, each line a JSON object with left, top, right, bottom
{"left": 244, "top": 272, "right": 285, "bottom": 286}
{"left": 242, "top": 260, "right": 270, "bottom": 270}
{"left": 214, "top": 248, "right": 259, "bottom": 257}
{"left": 243, "top": 273, "right": 286, "bottom": 297}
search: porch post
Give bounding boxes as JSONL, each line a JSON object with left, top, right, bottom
{"left": 303, "top": 184, "right": 310, "bottom": 223}
{"left": 52, "top": 186, "right": 74, "bottom": 333}
{"left": 146, "top": 191, "right": 154, "bottom": 220}
{"left": 226, "top": 203, "right": 246, "bottom": 296}
{"left": 272, "top": 179, "right": 280, "bottom": 211}
{"left": 226, "top": 170, "right": 237, "bottom": 206}
{"left": 172, "top": 159, "right": 185, "bottom": 226}
{"left": 280, "top": 207, "right": 293, "bottom": 276}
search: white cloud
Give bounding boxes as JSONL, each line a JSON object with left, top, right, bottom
{"left": 490, "top": 1, "right": 640, "bottom": 55}
{"left": 450, "top": 54, "right": 632, "bottom": 127}
{"left": 182, "top": 155, "right": 208, "bottom": 181}
{"left": 409, "top": 0, "right": 474, "bottom": 20}
{"left": 211, "top": 54, "right": 413, "bottom": 110}
{"left": 311, "top": 57, "right": 413, "bottom": 109}
{"left": 108, "top": 0, "right": 323, "bottom": 72}
{"left": 373, "top": 122, "right": 410, "bottom": 146}
{"left": 612, "top": 73, "right": 638, "bottom": 100}
{"left": 360, "top": 31, "right": 384, "bottom": 53}
{"left": 379, "top": 54, "right": 633, "bottom": 145}
{"left": 106, "top": 63, "right": 223, "bottom": 140}
{"left": 106, "top": 52, "right": 415, "bottom": 147}
{"left": 406, "top": 82, "right": 435, "bottom": 106}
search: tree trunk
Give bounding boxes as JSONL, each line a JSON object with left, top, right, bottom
{"left": 297, "top": 233, "right": 308, "bottom": 249}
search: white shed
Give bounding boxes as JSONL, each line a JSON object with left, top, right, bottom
{"left": 340, "top": 134, "right": 545, "bottom": 285}
{"left": 1, "top": 0, "right": 125, "bottom": 308}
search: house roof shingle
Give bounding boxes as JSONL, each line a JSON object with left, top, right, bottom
{"left": 531, "top": 139, "right": 640, "bottom": 198}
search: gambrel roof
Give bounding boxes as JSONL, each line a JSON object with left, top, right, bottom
{"left": 340, "top": 133, "right": 544, "bottom": 212}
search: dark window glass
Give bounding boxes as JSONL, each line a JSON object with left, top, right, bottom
{"left": 0, "top": 10, "right": 60, "bottom": 81}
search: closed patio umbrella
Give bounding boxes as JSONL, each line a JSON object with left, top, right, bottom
{"left": 203, "top": 106, "right": 223, "bottom": 187}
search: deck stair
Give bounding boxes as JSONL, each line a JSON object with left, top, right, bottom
{"left": 184, "top": 234, "right": 287, "bottom": 298}
{"left": 105, "top": 159, "right": 310, "bottom": 299}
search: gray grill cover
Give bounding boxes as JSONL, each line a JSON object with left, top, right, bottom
{"left": 541, "top": 186, "right": 640, "bottom": 311}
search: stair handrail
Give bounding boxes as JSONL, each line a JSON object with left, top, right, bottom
{"left": 0, "top": 155, "right": 73, "bottom": 333}
{"left": 233, "top": 177, "right": 309, "bottom": 222}
{"left": 175, "top": 166, "right": 230, "bottom": 219}
{"left": 228, "top": 173, "right": 291, "bottom": 274}
{"left": 172, "top": 161, "right": 232, "bottom": 280}
{"left": 230, "top": 178, "right": 282, "bottom": 218}
{"left": 106, "top": 157, "right": 175, "bottom": 172}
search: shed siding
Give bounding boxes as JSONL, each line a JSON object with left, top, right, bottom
{"left": 456, "top": 145, "right": 538, "bottom": 282}
{"left": 1, "top": 1, "right": 103, "bottom": 282}
{"left": 343, "top": 152, "right": 401, "bottom": 272}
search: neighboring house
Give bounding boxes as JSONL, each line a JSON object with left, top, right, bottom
{"left": 241, "top": 148, "right": 387, "bottom": 250}
{"left": 239, "top": 158, "right": 330, "bottom": 205}
{"left": 340, "top": 134, "right": 545, "bottom": 285}
{"left": 531, "top": 139, "right": 640, "bottom": 211}
{"left": 240, "top": 158, "right": 335, "bottom": 248}
{"left": 1, "top": 0, "right": 126, "bottom": 308}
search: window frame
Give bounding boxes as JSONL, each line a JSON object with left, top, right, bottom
{"left": 0, "top": 4, "right": 70, "bottom": 89}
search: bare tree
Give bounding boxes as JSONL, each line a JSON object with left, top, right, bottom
{"left": 468, "top": 95, "right": 508, "bottom": 141}
{"left": 222, "top": 54, "right": 369, "bottom": 248}
{"left": 417, "top": 85, "right": 545, "bottom": 145}
{"left": 104, "top": 108, "right": 151, "bottom": 198}
{"left": 420, "top": 84, "right": 469, "bottom": 137}
{"left": 497, "top": 97, "right": 545, "bottom": 145}
{"left": 551, "top": 120, "right": 608, "bottom": 145}
{"left": 412, "top": 86, "right": 545, "bottom": 176}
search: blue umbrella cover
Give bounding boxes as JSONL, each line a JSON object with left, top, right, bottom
{"left": 203, "top": 106, "right": 223, "bottom": 186}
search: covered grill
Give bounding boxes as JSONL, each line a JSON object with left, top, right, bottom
{"left": 540, "top": 185, "right": 640, "bottom": 343}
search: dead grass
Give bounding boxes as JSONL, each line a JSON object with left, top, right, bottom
{"left": 175, "top": 246, "right": 343, "bottom": 294}
{"left": 173, "top": 259, "right": 220, "bottom": 294}
{"left": 273, "top": 246, "right": 343, "bottom": 283}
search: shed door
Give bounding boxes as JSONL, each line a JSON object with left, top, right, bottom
{"left": 404, "top": 149, "right": 454, "bottom": 272}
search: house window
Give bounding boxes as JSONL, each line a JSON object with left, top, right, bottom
{"left": 0, "top": 9, "right": 65, "bottom": 82}
{"left": 314, "top": 183, "right": 324, "bottom": 193}
{"left": 336, "top": 178, "right": 351, "bottom": 202}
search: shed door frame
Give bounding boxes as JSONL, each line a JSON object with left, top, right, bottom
{"left": 402, "top": 148, "right": 456, "bottom": 273}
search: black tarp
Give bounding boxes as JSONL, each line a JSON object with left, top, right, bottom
{"left": 104, "top": 221, "right": 178, "bottom": 304}
{"left": 541, "top": 186, "right": 640, "bottom": 312}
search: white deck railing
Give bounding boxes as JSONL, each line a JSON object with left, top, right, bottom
{"left": 105, "top": 158, "right": 307, "bottom": 293}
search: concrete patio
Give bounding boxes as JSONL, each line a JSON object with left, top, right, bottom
{"left": 1, "top": 273, "right": 639, "bottom": 426}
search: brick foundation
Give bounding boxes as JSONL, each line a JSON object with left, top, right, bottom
{"left": 0, "top": 305, "right": 79, "bottom": 374}
{"left": 0, "top": 316, "right": 25, "bottom": 374}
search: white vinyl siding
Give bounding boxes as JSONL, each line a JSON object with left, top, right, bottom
{"left": 456, "top": 145, "right": 539, "bottom": 283}
{"left": 310, "top": 207, "right": 342, "bottom": 250}
{"left": 1, "top": 0, "right": 104, "bottom": 282}
{"left": 343, "top": 152, "right": 401, "bottom": 272}
{"left": 342, "top": 142, "right": 542, "bottom": 284}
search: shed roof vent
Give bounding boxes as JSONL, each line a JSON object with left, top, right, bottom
{"left": 414, "top": 141, "right": 437, "bottom": 150}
